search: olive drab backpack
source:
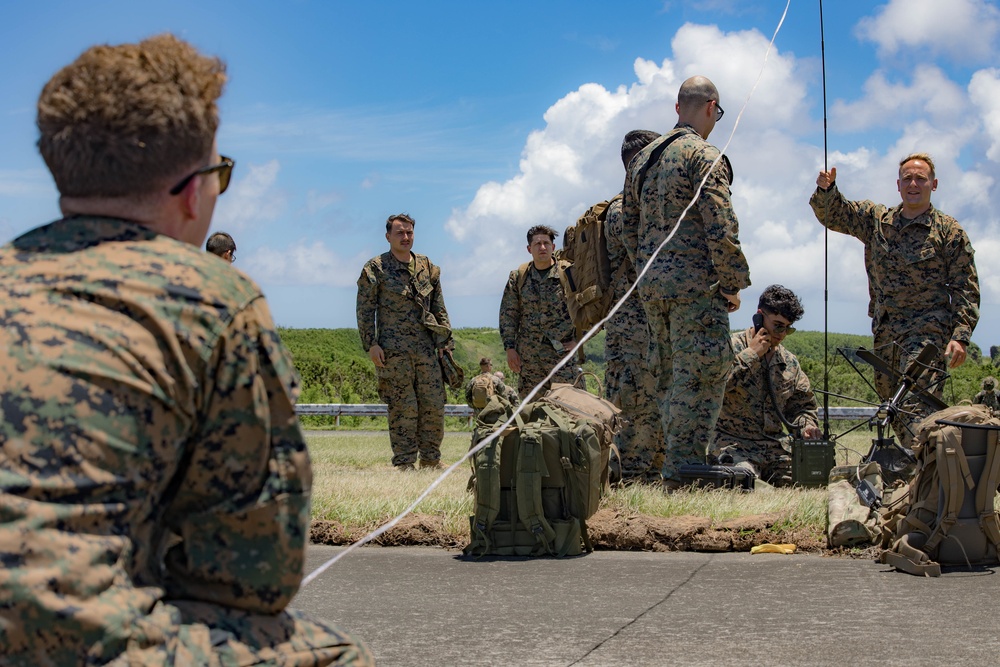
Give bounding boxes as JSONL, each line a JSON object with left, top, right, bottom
{"left": 471, "top": 373, "right": 497, "bottom": 410}
{"left": 559, "top": 198, "right": 614, "bottom": 338}
{"left": 878, "top": 404, "right": 1000, "bottom": 576}
{"left": 465, "top": 378, "right": 621, "bottom": 557}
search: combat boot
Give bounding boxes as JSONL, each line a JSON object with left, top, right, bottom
{"left": 419, "top": 459, "right": 445, "bottom": 470}
{"left": 397, "top": 463, "right": 416, "bottom": 471}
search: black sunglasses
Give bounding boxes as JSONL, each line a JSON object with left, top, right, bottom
{"left": 169, "top": 155, "right": 235, "bottom": 196}
{"left": 712, "top": 100, "right": 725, "bottom": 122}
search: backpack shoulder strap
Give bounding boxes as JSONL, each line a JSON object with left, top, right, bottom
{"left": 977, "top": 427, "right": 1000, "bottom": 548}
{"left": 516, "top": 420, "right": 557, "bottom": 555}
{"left": 466, "top": 412, "right": 523, "bottom": 556}
{"left": 515, "top": 261, "right": 533, "bottom": 295}
{"left": 634, "top": 131, "right": 686, "bottom": 194}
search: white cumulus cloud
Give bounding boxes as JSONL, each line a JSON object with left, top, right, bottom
{"left": 242, "top": 240, "right": 371, "bottom": 288}
{"left": 855, "top": 0, "right": 1000, "bottom": 62}
{"left": 212, "top": 160, "right": 287, "bottom": 232}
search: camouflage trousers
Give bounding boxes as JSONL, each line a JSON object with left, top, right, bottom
{"left": 108, "top": 602, "right": 373, "bottom": 666}
{"left": 516, "top": 340, "right": 576, "bottom": 398}
{"left": 710, "top": 433, "right": 793, "bottom": 487}
{"left": 606, "top": 358, "right": 666, "bottom": 482}
{"left": 377, "top": 348, "right": 446, "bottom": 467}
{"left": 642, "top": 293, "right": 733, "bottom": 482}
{"left": 873, "top": 326, "right": 949, "bottom": 451}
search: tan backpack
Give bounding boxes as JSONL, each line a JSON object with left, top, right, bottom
{"left": 878, "top": 404, "right": 1000, "bottom": 576}
{"left": 559, "top": 198, "right": 614, "bottom": 338}
{"left": 470, "top": 373, "right": 496, "bottom": 410}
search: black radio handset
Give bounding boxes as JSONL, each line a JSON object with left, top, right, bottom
{"left": 752, "top": 312, "right": 764, "bottom": 334}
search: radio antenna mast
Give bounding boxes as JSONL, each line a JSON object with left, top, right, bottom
{"left": 820, "top": 0, "right": 831, "bottom": 440}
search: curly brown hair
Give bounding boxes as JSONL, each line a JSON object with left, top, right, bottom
{"left": 37, "top": 34, "right": 227, "bottom": 198}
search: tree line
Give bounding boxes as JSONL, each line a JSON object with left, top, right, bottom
{"left": 280, "top": 327, "right": 993, "bottom": 429}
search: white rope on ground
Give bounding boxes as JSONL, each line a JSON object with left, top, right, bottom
{"left": 301, "top": 0, "right": 793, "bottom": 589}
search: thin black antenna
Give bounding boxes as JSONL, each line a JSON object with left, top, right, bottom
{"left": 820, "top": 0, "right": 830, "bottom": 440}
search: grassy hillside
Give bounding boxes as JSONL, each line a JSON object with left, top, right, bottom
{"left": 279, "top": 327, "right": 996, "bottom": 428}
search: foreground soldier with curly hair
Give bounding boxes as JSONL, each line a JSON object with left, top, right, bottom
{"left": 0, "top": 34, "right": 371, "bottom": 666}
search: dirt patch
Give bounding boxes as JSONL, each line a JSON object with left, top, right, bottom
{"left": 311, "top": 509, "right": 827, "bottom": 553}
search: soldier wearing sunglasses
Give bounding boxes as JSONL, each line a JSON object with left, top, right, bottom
{"left": 0, "top": 34, "right": 371, "bottom": 665}
{"left": 711, "top": 285, "right": 821, "bottom": 486}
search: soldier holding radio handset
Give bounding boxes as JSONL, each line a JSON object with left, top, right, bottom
{"left": 711, "top": 285, "right": 821, "bottom": 486}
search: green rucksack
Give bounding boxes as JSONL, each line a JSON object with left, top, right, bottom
{"left": 465, "top": 382, "right": 620, "bottom": 557}
{"left": 878, "top": 404, "right": 1000, "bottom": 576}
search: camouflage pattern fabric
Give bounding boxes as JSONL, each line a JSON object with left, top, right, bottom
{"left": 603, "top": 194, "right": 666, "bottom": 481}
{"left": 642, "top": 295, "right": 735, "bottom": 480}
{"left": 974, "top": 390, "right": 1000, "bottom": 412}
{"left": 810, "top": 185, "right": 979, "bottom": 446}
{"left": 357, "top": 251, "right": 450, "bottom": 466}
{"left": 499, "top": 262, "right": 577, "bottom": 394}
{"left": 621, "top": 124, "right": 751, "bottom": 481}
{"left": 464, "top": 371, "right": 519, "bottom": 419}
{"left": 711, "top": 328, "right": 819, "bottom": 486}
{"left": 0, "top": 217, "right": 371, "bottom": 665}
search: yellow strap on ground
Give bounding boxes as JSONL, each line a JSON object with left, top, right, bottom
{"left": 750, "top": 543, "right": 797, "bottom": 554}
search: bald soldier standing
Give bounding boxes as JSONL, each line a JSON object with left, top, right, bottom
{"left": 622, "top": 75, "right": 751, "bottom": 491}
{"left": 811, "top": 154, "right": 979, "bottom": 447}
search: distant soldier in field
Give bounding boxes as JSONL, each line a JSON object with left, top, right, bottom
{"left": 465, "top": 357, "right": 518, "bottom": 418}
{"left": 0, "top": 33, "right": 371, "bottom": 665}
{"left": 812, "top": 153, "right": 979, "bottom": 447}
{"left": 622, "top": 75, "right": 751, "bottom": 491}
{"left": 974, "top": 376, "right": 999, "bottom": 412}
{"left": 500, "top": 225, "right": 578, "bottom": 395}
{"left": 604, "top": 129, "right": 667, "bottom": 483}
{"left": 206, "top": 230, "right": 236, "bottom": 262}
{"left": 357, "top": 213, "right": 453, "bottom": 470}
{"left": 712, "top": 285, "right": 821, "bottom": 486}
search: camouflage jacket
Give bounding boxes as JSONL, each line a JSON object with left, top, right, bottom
{"left": 499, "top": 260, "right": 576, "bottom": 352}
{"left": 974, "top": 390, "right": 1000, "bottom": 411}
{"left": 356, "top": 251, "right": 451, "bottom": 356}
{"left": 621, "top": 123, "right": 750, "bottom": 299}
{"left": 810, "top": 185, "right": 979, "bottom": 344}
{"left": 0, "top": 217, "right": 311, "bottom": 662}
{"left": 715, "top": 328, "right": 819, "bottom": 441}
{"left": 603, "top": 192, "right": 649, "bottom": 363}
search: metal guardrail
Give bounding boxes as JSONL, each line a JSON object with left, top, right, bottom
{"left": 295, "top": 403, "right": 877, "bottom": 425}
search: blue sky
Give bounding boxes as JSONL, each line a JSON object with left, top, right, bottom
{"left": 3, "top": 0, "right": 1000, "bottom": 350}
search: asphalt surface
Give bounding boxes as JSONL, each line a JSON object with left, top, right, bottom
{"left": 292, "top": 545, "right": 1000, "bottom": 666}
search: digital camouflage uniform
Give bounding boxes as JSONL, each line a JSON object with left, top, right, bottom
{"left": 711, "top": 328, "right": 820, "bottom": 486}
{"left": 973, "top": 385, "right": 1000, "bottom": 412}
{"left": 810, "top": 186, "right": 979, "bottom": 447}
{"left": 0, "top": 217, "right": 371, "bottom": 666}
{"left": 603, "top": 193, "right": 666, "bottom": 482}
{"left": 464, "top": 372, "right": 519, "bottom": 419}
{"left": 357, "top": 251, "right": 450, "bottom": 468}
{"left": 622, "top": 124, "right": 751, "bottom": 482}
{"left": 499, "top": 261, "right": 577, "bottom": 395}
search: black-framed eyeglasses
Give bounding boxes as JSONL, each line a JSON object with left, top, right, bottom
{"left": 169, "top": 155, "right": 235, "bottom": 196}
{"left": 712, "top": 100, "right": 724, "bottom": 122}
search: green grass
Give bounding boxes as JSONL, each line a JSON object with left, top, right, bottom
{"left": 306, "top": 424, "right": 878, "bottom": 547}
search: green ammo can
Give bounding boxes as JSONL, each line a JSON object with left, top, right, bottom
{"left": 791, "top": 439, "right": 836, "bottom": 487}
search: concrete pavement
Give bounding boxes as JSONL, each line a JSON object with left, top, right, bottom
{"left": 292, "top": 545, "right": 1000, "bottom": 666}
